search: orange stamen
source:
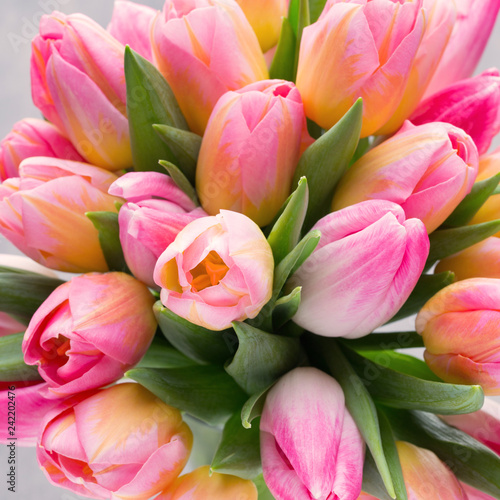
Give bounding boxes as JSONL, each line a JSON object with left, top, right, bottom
{"left": 189, "top": 251, "right": 229, "bottom": 292}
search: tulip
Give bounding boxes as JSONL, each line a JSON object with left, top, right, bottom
{"left": 425, "top": 0, "right": 500, "bottom": 97}
{"left": 292, "top": 200, "right": 429, "bottom": 338}
{"left": 416, "top": 278, "right": 500, "bottom": 395}
{"left": 23, "top": 272, "right": 156, "bottom": 398}
{"left": 196, "top": 80, "right": 307, "bottom": 226}
{"left": 109, "top": 172, "right": 207, "bottom": 288}
{"left": 331, "top": 121, "right": 479, "bottom": 234}
{"left": 154, "top": 209, "right": 274, "bottom": 331}
{"left": 0, "top": 157, "right": 120, "bottom": 273}
{"left": 37, "top": 383, "right": 193, "bottom": 499}
{"left": 151, "top": 0, "right": 269, "bottom": 135}
{"left": 260, "top": 367, "right": 365, "bottom": 500}
{"left": 462, "top": 483, "right": 497, "bottom": 500}
{"left": 31, "top": 11, "right": 132, "bottom": 170}
{"left": 0, "top": 313, "right": 25, "bottom": 337}
{"left": 107, "top": 0, "right": 157, "bottom": 61}
{"left": 411, "top": 69, "right": 500, "bottom": 155}
{"left": 157, "top": 466, "right": 258, "bottom": 499}
{"left": 0, "top": 118, "right": 83, "bottom": 181}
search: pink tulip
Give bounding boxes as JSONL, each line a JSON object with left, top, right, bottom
{"left": 109, "top": 172, "right": 207, "bottom": 288}
{"left": 462, "top": 483, "right": 497, "bottom": 500}
{"left": 416, "top": 278, "right": 500, "bottom": 395}
{"left": 37, "top": 383, "right": 193, "bottom": 499}
{"left": 151, "top": 0, "right": 269, "bottom": 135}
{"left": 196, "top": 80, "right": 308, "bottom": 226}
{"left": 261, "top": 367, "right": 365, "bottom": 500}
{"left": 31, "top": 11, "right": 132, "bottom": 170}
{"left": 425, "top": 0, "right": 500, "bottom": 97}
{"left": 292, "top": 200, "right": 429, "bottom": 338}
{"left": 411, "top": 69, "right": 500, "bottom": 155}
{"left": 23, "top": 272, "right": 157, "bottom": 398}
{"left": 0, "top": 118, "right": 83, "bottom": 182}
{"left": 0, "top": 157, "right": 120, "bottom": 273}
{"left": 0, "top": 313, "right": 26, "bottom": 337}
{"left": 331, "top": 121, "right": 479, "bottom": 233}
{"left": 154, "top": 210, "right": 274, "bottom": 331}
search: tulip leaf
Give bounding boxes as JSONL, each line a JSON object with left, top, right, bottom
{"left": 350, "top": 136, "right": 372, "bottom": 165}
{"left": 443, "top": 173, "right": 500, "bottom": 227}
{"left": 269, "top": 17, "right": 296, "bottom": 82}
{"left": 153, "top": 124, "right": 201, "bottom": 183}
{"left": 241, "top": 383, "right": 274, "bottom": 429}
{"left": 253, "top": 474, "right": 275, "bottom": 500}
{"left": 0, "top": 273, "right": 64, "bottom": 324}
{"left": 272, "top": 286, "right": 302, "bottom": 330}
{"left": 342, "top": 332, "right": 424, "bottom": 352}
{"left": 267, "top": 177, "right": 309, "bottom": 264}
{"left": 136, "top": 336, "right": 196, "bottom": 369}
{"left": 293, "top": 99, "right": 363, "bottom": 231}
{"left": 293, "top": 0, "right": 310, "bottom": 77}
{"left": 309, "top": 0, "right": 328, "bottom": 22}
{"left": 388, "top": 271, "right": 455, "bottom": 323}
{"left": 362, "top": 451, "right": 394, "bottom": 500}
{"left": 153, "top": 301, "right": 238, "bottom": 365}
{"left": 211, "top": 411, "right": 262, "bottom": 479}
{"left": 86, "top": 211, "right": 129, "bottom": 273}
{"left": 126, "top": 365, "right": 248, "bottom": 426}
{"left": 226, "top": 322, "right": 301, "bottom": 394}
{"left": 158, "top": 160, "right": 199, "bottom": 205}
{"left": 124, "top": 46, "right": 188, "bottom": 173}
{"left": 0, "top": 332, "right": 41, "bottom": 382}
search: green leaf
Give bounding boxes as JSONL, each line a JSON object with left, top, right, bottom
{"left": 309, "top": 0, "right": 328, "bottom": 22}
{"left": 253, "top": 474, "right": 276, "bottom": 500}
{"left": 225, "top": 322, "right": 301, "bottom": 394}
{"left": 444, "top": 173, "right": 500, "bottom": 227}
{"left": 288, "top": 0, "right": 299, "bottom": 34}
{"left": 362, "top": 451, "right": 393, "bottom": 500}
{"left": 293, "top": 0, "right": 310, "bottom": 78}
{"left": 293, "top": 99, "right": 363, "bottom": 231}
{"left": 267, "top": 177, "right": 308, "bottom": 264}
{"left": 124, "top": 46, "right": 188, "bottom": 173}
{"left": 86, "top": 211, "right": 128, "bottom": 272}
{"left": 269, "top": 18, "right": 296, "bottom": 81}
{"left": 154, "top": 301, "right": 237, "bottom": 365}
{"left": 126, "top": 365, "right": 248, "bottom": 425}
{"left": 211, "top": 411, "right": 261, "bottom": 479}
{"left": 158, "top": 160, "right": 198, "bottom": 205}
{"left": 350, "top": 136, "right": 371, "bottom": 165}
{"left": 136, "top": 336, "right": 196, "bottom": 369}
{"left": 0, "top": 333, "right": 41, "bottom": 382}
{"left": 272, "top": 286, "right": 301, "bottom": 330}
{"left": 241, "top": 383, "right": 274, "bottom": 429}
{"left": 342, "top": 332, "right": 424, "bottom": 352}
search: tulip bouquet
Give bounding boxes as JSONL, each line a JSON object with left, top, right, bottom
{"left": 3, "top": 0, "right": 500, "bottom": 498}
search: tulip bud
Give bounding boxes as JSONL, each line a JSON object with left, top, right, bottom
{"left": 0, "top": 157, "right": 120, "bottom": 273}
{"left": 151, "top": 0, "right": 269, "bottom": 135}
{"left": 37, "top": 383, "right": 193, "bottom": 499}
{"left": 261, "top": 367, "right": 365, "bottom": 500}
{"left": 31, "top": 11, "right": 132, "bottom": 170}
{"left": 331, "top": 122, "right": 479, "bottom": 233}
{"left": 196, "top": 80, "right": 307, "bottom": 226}
{"left": 291, "top": 201, "right": 428, "bottom": 338}
{"left": 0, "top": 118, "right": 83, "bottom": 182}
{"left": 109, "top": 172, "right": 207, "bottom": 288}
{"left": 416, "top": 278, "right": 500, "bottom": 395}
{"left": 23, "top": 272, "right": 157, "bottom": 398}
{"left": 154, "top": 210, "right": 274, "bottom": 331}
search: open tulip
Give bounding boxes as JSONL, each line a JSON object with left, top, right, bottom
{"left": 151, "top": 0, "right": 269, "bottom": 135}
{"left": 154, "top": 210, "right": 274, "bottom": 331}
{"left": 0, "top": 118, "right": 83, "bottom": 181}
{"left": 109, "top": 172, "right": 206, "bottom": 288}
{"left": 23, "top": 272, "right": 156, "bottom": 398}
{"left": 292, "top": 200, "right": 429, "bottom": 338}
{"left": 261, "top": 367, "right": 365, "bottom": 500}
{"left": 331, "top": 121, "right": 479, "bottom": 233}
{"left": 196, "top": 80, "right": 307, "bottom": 226}
{"left": 31, "top": 11, "right": 132, "bottom": 170}
{"left": 37, "top": 383, "right": 193, "bottom": 499}
{"left": 0, "top": 157, "right": 120, "bottom": 273}
{"left": 416, "top": 278, "right": 500, "bottom": 395}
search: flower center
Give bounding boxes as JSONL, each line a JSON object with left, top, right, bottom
{"left": 43, "top": 335, "right": 71, "bottom": 366}
{"left": 189, "top": 251, "right": 229, "bottom": 292}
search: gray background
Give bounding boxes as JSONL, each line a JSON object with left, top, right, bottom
{"left": 1, "top": 1, "right": 500, "bottom": 499}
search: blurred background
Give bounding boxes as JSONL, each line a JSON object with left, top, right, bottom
{"left": 1, "top": 1, "right": 500, "bottom": 498}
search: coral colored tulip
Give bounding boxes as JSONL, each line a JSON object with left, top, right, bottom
{"left": 23, "top": 272, "right": 156, "bottom": 398}
{"left": 292, "top": 201, "right": 429, "bottom": 338}
{"left": 196, "top": 80, "right": 307, "bottom": 226}
{"left": 0, "top": 118, "right": 83, "bottom": 182}
{"left": 154, "top": 210, "right": 273, "bottom": 331}
{"left": 0, "top": 157, "right": 120, "bottom": 273}
{"left": 462, "top": 483, "right": 497, "bottom": 500}
{"left": 31, "top": 11, "right": 132, "bottom": 170}
{"left": 151, "top": 0, "right": 269, "bottom": 135}
{"left": 260, "top": 367, "right": 365, "bottom": 500}
{"left": 157, "top": 466, "right": 258, "bottom": 499}
{"left": 331, "top": 121, "right": 479, "bottom": 233}
{"left": 416, "top": 278, "right": 500, "bottom": 395}
{"left": 109, "top": 172, "right": 206, "bottom": 288}
{"left": 411, "top": 69, "right": 500, "bottom": 155}
{"left": 37, "top": 383, "right": 193, "bottom": 499}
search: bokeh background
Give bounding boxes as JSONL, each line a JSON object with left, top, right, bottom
{"left": 1, "top": 1, "right": 500, "bottom": 498}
